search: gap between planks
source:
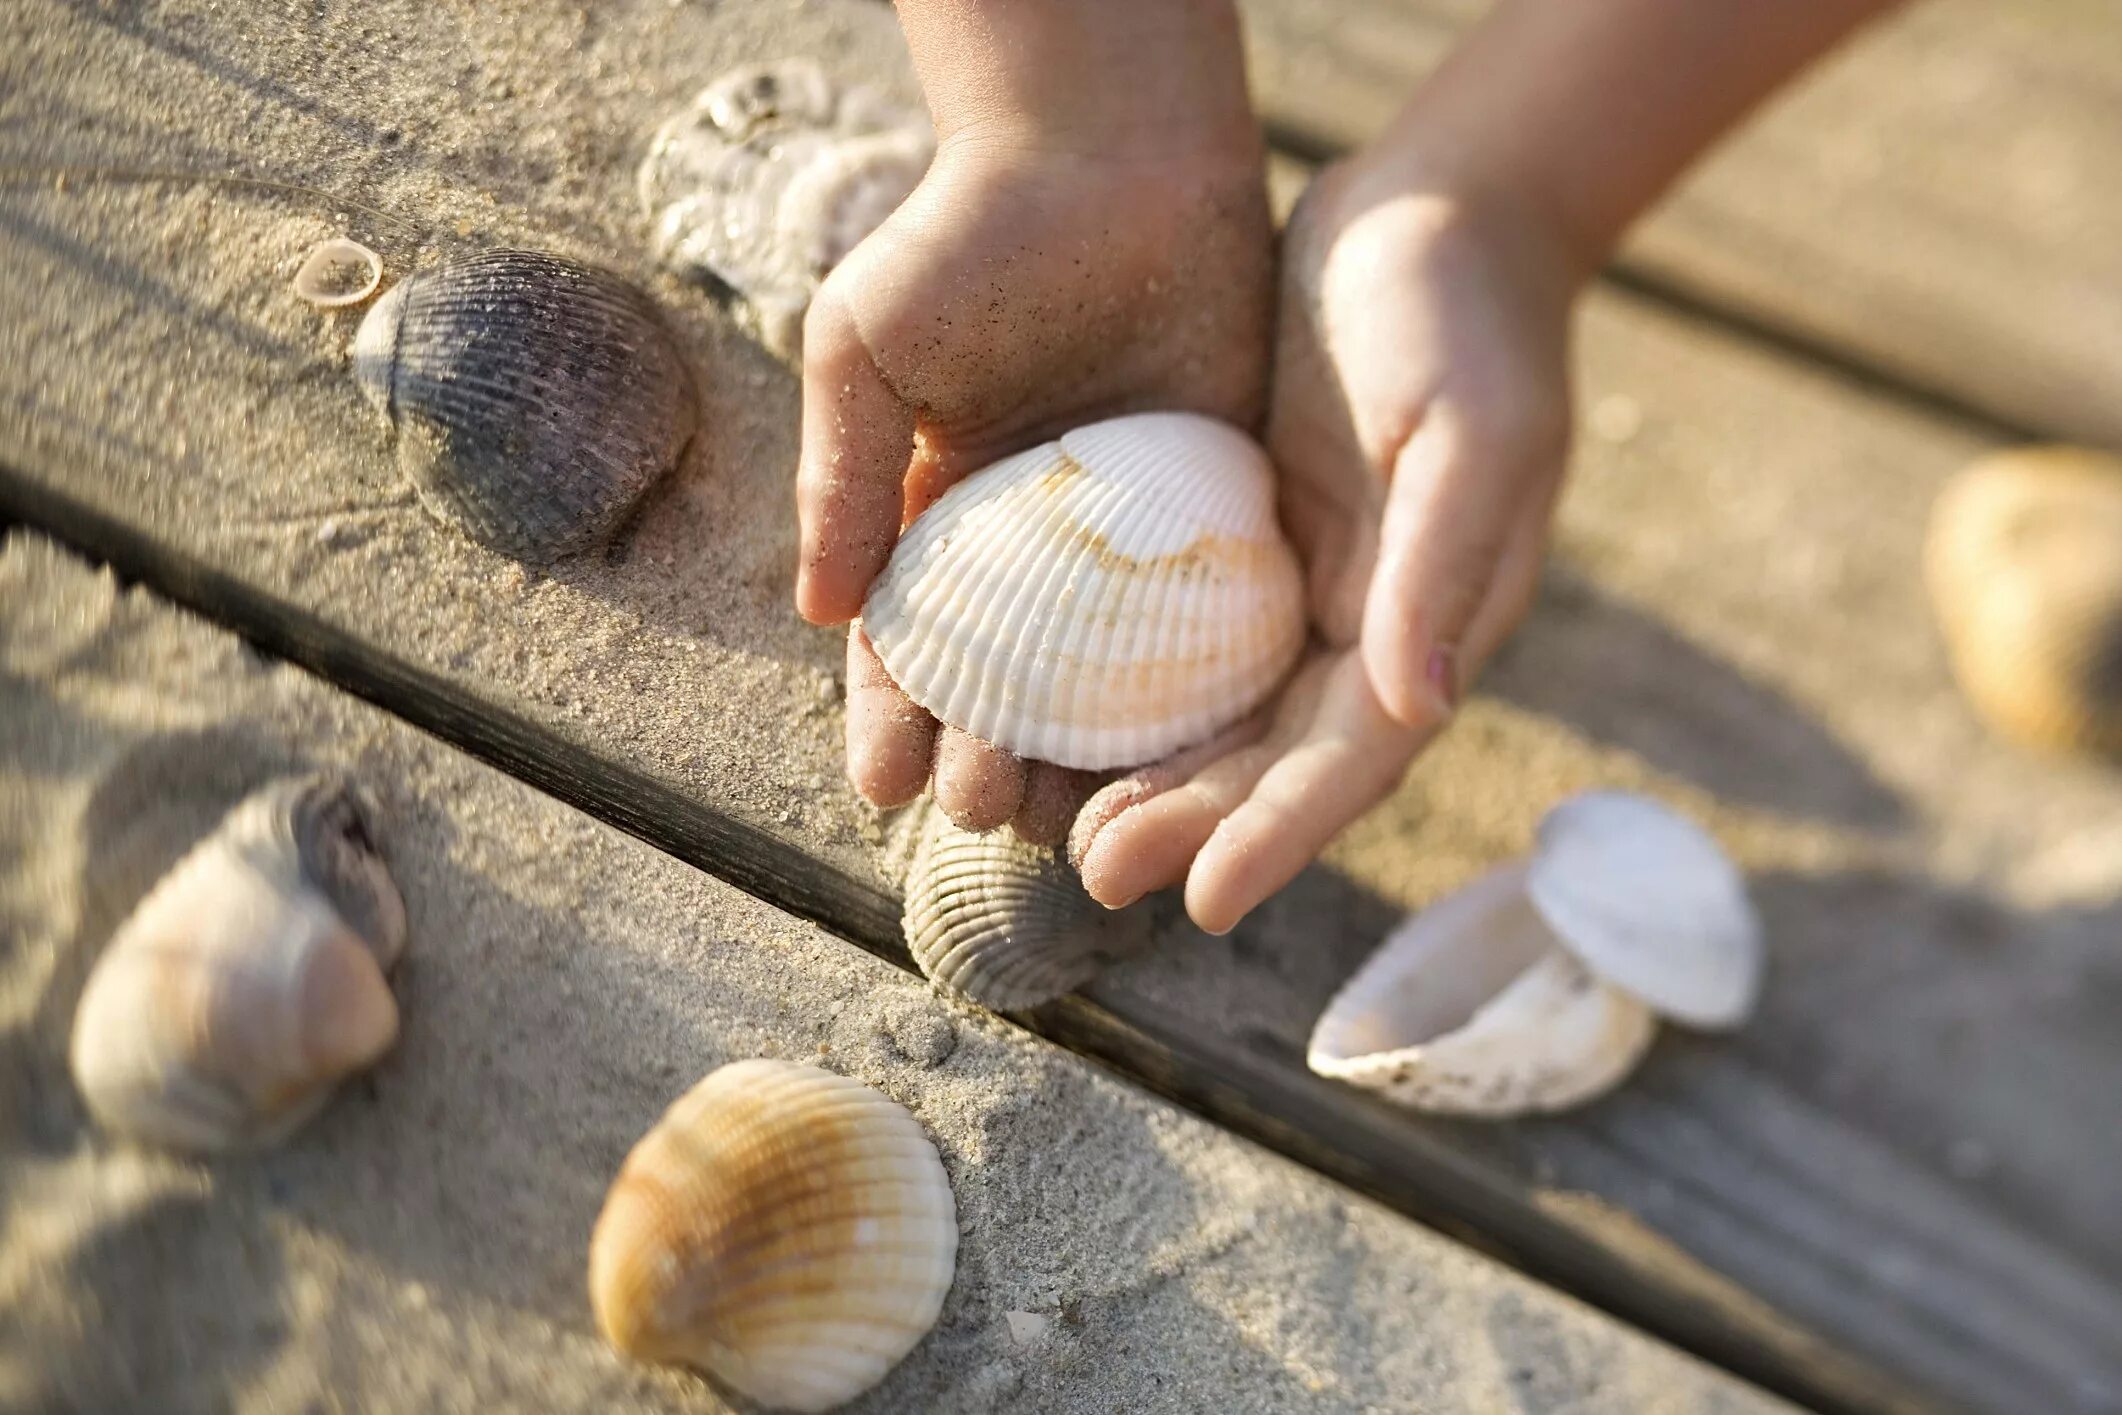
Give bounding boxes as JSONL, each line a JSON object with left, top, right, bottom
{"left": 0, "top": 470, "right": 1927, "bottom": 1415}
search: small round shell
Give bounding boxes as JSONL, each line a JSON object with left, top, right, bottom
{"left": 904, "top": 808, "right": 1152, "bottom": 1011}
{"left": 293, "top": 237, "right": 383, "bottom": 307}
{"left": 862, "top": 413, "right": 1307, "bottom": 771}
{"left": 1308, "top": 864, "right": 1656, "bottom": 1117}
{"left": 639, "top": 60, "right": 932, "bottom": 358}
{"left": 1527, "top": 792, "right": 1763, "bottom": 1029}
{"left": 69, "top": 774, "right": 407, "bottom": 1152}
{"left": 589, "top": 1060, "right": 957, "bottom": 1412}
{"left": 352, "top": 250, "right": 698, "bottom": 561}
{"left": 1926, "top": 446, "right": 2122, "bottom": 755}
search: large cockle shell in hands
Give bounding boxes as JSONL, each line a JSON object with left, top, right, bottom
{"left": 1308, "top": 791, "right": 1762, "bottom": 1117}
{"left": 862, "top": 413, "right": 1308, "bottom": 771}
{"left": 69, "top": 775, "right": 407, "bottom": 1152}
{"left": 589, "top": 1060, "right": 957, "bottom": 1412}
{"left": 904, "top": 806, "right": 1153, "bottom": 1010}
{"left": 638, "top": 59, "right": 933, "bottom": 357}
{"left": 1926, "top": 446, "right": 2122, "bottom": 756}
{"left": 353, "top": 250, "right": 698, "bottom": 561}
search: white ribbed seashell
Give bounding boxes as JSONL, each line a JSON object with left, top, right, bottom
{"left": 638, "top": 60, "right": 932, "bottom": 357}
{"left": 862, "top": 413, "right": 1307, "bottom": 771}
{"left": 1926, "top": 446, "right": 2122, "bottom": 756}
{"left": 905, "top": 807, "right": 1152, "bottom": 1010}
{"left": 1308, "top": 791, "right": 1761, "bottom": 1118}
{"left": 69, "top": 774, "right": 407, "bottom": 1152}
{"left": 589, "top": 1060, "right": 957, "bottom": 1412}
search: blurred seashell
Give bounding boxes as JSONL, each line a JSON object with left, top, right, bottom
{"left": 1307, "top": 791, "right": 1760, "bottom": 1118}
{"left": 639, "top": 61, "right": 932, "bottom": 357}
{"left": 862, "top": 413, "right": 1307, "bottom": 771}
{"left": 589, "top": 1060, "right": 956, "bottom": 1412}
{"left": 1309, "top": 864, "right": 1656, "bottom": 1117}
{"left": 69, "top": 774, "right": 407, "bottom": 1152}
{"left": 1926, "top": 446, "right": 2122, "bottom": 756}
{"left": 293, "top": 237, "right": 383, "bottom": 308}
{"left": 352, "top": 250, "right": 698, "bottom": 561}
{"left": 905, "top": 807, "right": 1152, "bottom": 1010}
{"left": 1526, "top": 791, "right": 1763, "bottom": 1029}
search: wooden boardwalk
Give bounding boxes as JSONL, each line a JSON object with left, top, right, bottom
{"left": 3, "top": 2, "right": 2119, "bottom": 1411}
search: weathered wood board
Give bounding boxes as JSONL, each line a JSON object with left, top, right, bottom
{"left": 4, "top": 3, "right": 2121, "bottom": 1412}
{"left": 1241, "top": 0, "right": 2122, "bottom": 447}
{"left": 1, "top": 532, "right": 1809, "bottom": 1414}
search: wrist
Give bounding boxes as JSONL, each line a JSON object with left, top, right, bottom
{"left": 896, "top": 0, "right": 1262, "bottom": 169}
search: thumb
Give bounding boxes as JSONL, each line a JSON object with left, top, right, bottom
{"left": 1360, "top": 396, "right": 1563, "bottom": 726}
{"left": 795, "top": 285, "right": 919, "bottom": 625}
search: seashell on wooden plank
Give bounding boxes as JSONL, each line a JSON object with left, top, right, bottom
{"left": 293, "top": 237, "right": 383, "bottom": 308}
{"left": 352, "top": 250, "right": 698, "bottom": 561}
{"left": 1526, "top": 791, "right": 1762, "bottom": 1030}
{"left": 69, "top": 774, "right": 406, "bottom": 1152}
{"left": 639, "top": 60, "right": 932, "bottom": 358}
{"left": 1308, "top": 864, "right": 1656, "bottom": 1117}
{"left": 862, "top": 412, "right": 1307, "bottom": 771}
{"left": 905, "top": 807, "right": 1152, "bottom": 1011}
{"left": 589, "top": 1059, "right": 957, "bottom": 1413}
{"left": 1926, "top": 446, "right": 2122, "bottom": 756}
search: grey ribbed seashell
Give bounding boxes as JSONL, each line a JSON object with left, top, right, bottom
{"left": 352, "top": 250, "right": 698, "bottom": 561}
{"left": 904, "top": 808, "right": 1152, "bottom": 1010}
{"left": 638, "top": 60, "right": 932, "bottom": 357}
{"left": 69, "top": 774, "right": 408, "bottom": 1152}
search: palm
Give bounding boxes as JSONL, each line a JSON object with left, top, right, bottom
{"left": 800, "top": 140, "right": 1274, "bottom": 840}
{"left": 1072, "top": 160, "right": 1577, "bottom": 931}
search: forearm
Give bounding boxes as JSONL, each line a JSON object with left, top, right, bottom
{"left": 1372, "top": 0, "right": 1905, "bottom": 271}
{"left": 895, "top": 0, "right": 1260, "bottom": 162}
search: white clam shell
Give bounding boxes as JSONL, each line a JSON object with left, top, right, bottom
{"left": 589, "top": 1060, "right": 957, "bottom": 1412}
{"left": 904, "top": 807, "right": 1152, "bottom": 1010}
{"left": 862, "top": 413, "right": 1307, "bottom": 771}
{"left": 1308, "top": 864, "right": 1656, "bottom": 1117}
{"left": 69, "top": 775, "right": 407, "bottom": 1152}
{"left": 1527, "top": 791, "right": 1763, "bottom": 1029}
{"left": 638, "top": 60, "right": 932, "bottom": 358}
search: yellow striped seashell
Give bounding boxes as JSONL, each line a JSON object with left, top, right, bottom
{"left": 862, "top": 412, "right": 1307, "bottom": 771}
{"left": 589, "top": 1060, "right": 957, "bottom": 1412}
{"left": 1926, "top": 446, "right": 2122, "bottom": 756}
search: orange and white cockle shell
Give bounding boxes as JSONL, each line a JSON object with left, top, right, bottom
{"left": 861, "top": 412, "right": 1308, "bottom": 772}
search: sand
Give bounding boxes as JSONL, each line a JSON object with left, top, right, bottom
{"left": 0, "top": 534, "right": 1792, "bottom": 1412}
{"left": 4, "top": 0, "right": 2120, "bottom": 1406}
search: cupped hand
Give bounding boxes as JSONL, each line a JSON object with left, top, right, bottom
{"left": 797, "top": 130, "right": 1274, "bottom": 842}
{"left": 1071, "top": 155, "right": 1588, "bottom": 930}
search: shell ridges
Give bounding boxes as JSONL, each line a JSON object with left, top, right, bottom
{"left": 864, "top": 412, "right": 1307, "bottom": 771}
{"left": 588, "top": 1059, "right": 956, "bottom": 1412}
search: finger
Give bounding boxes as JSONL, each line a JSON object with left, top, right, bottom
{"left": 1009, "top": 763, "right": 1101, "bottom": 848}
{"left": 1361, "top": 398, "right": 1563, "bottom": 728}
{"left": 1070, "top": 675, "right": 1322, "bottom": 908}
{"left": 844, "top": 625, "right": 936, "bottom": 808}
{"left": 795, "top": 288, "right": 919, "bottom": 625}
{"left": 933, "top": 726, "right": 1026, "bottom": 832}
{"left": 1186, "top": 654, "right": 1428, "bottom": 935}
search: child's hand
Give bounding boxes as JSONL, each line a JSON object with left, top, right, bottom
{"left": 1071, "top": 155, "right": 1585, "bottom": 929}
{"left": 796, "top": 0, "right": 1272, "bottom": 842}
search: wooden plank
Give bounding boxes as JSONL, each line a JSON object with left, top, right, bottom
{"left": 1, "top": 532, "right": 1804, "bottom": 1414}
{"left": 3, "top": 3, "right": 2120, "bottom": 1411}
{"left": 1239, "top": 0, "right": 2122, "bottom": 446}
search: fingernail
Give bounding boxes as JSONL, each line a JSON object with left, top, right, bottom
{"left": 1427, "top": 647, "right": 1459, "bottom": 716}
